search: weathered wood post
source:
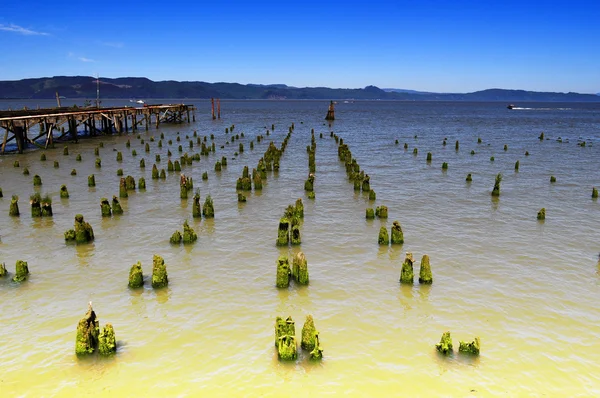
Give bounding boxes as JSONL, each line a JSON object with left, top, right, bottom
{"left": 325, "top": 101, "right": 335, "bottom": 121}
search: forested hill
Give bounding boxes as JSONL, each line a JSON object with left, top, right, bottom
{"left": 1, "top": 76, "right": 598, "bottom": 102}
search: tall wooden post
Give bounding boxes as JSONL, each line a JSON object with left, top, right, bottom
{"left": 325, "top": 100, "right": 335, "bottom": 121}
{"left": 14, "top": 123, "right": 25, "bottom": 154}
{"left": 217, "top": 99, "right": 221, "bottom": 119}
{"left": 211, "top": 98, "right": 216, "bottom": 120}
{"left": 124, "top": 112, "right": 128, "bottom": 132}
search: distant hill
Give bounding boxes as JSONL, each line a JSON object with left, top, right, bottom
{"left": 0, "top": 76, "right": 598, "bottom": 102}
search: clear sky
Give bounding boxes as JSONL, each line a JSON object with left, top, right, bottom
{"left": 1, "top": 0, "right": 599, "bottom": 93}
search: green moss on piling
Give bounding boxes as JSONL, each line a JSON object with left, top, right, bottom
{"left": 111, "top": 196, "right": 123, "bottom": 215}
{"left": 391, "top": 221, "right": 404, "bottom": 244}
{"left": 30, "top": 193, "right": 42, "bottom": 217}
{"left": 75, "top": 307, "right": 99, "bottom": 356}
{"left": 88, "top": 174, "right": 96, "bottom": 187}
{"left": 400, "top": 252, "right": 414, "bottom": 284}
{"left": 40, "top": 194, "right": 52, "bottom": 217}
{"left": 63, "top": 146, "right": 69, "bottom": 156}
{"left": 14, "top": 160, "right": 20, "bottom": 167}
{"left": 23, "top": 167, "right": 29, "bottom": 175}
{"left": 98, "top": 324, "right": 117, "bottom": 356}
{"left": 550, "top": 176, "right": 556, "bottom": 183}
{"left": 436, "top": 331, "right": 453, "bottom": 355}
{"left": 13, "top": 260, "right": 29, "bottom": 282}
{"left": 366, "top": 208, "right": 375, "bottom": 219}
{"left": 202, "top": 195, "right": 214, "bottom": 218}
{"left": 278, "top": 335, "right": 297, "bottom": 360}
{"left": 466, "top": 173, "right": 472, "bottom": 182}
{"left": 301, "top": 315, "right": 317, "bottom": 350}
{"left": 276, "top": 255, "right": 291, "bottom": 288}
{"left": 33, "top": 174, "right": 42, "bottom": 186}
{"left": 378, "top": 226, "right": 389, "bottom": 245}
{"left": 54, "top": 160, "right": 59, "bottom": 168}
{"left": 275, "top": 316, "right": 295, "bottom": 346}
{"left": 0, "top": 262, "right": 6, "bottom": 277}
{"left": 375, "top": 205, "right": 388, "bottom": 219}
{"left": 491, "top": 173, "right": 502, "bottom": 197}
{"left": 192, "top": 190, "right": 201, "bottom": 217}
{"left": 182, "top": 220, "right": 197, "bottom": 244}
{"left": 69, "top": 214, "right": 95, "bottom": 244}
{"left": 593, "top": 187, "right": 598, "bottom": 198}
{"left": 458, "top": 337, "right": 480, "bottom": 355}
{"left": 419, "top": 254, "right": 433, "bottom": 284}
{"left": 537, "top": 208, "right": 546, "bottom": 220}
{"left": 170, "top": 230, "right": 182, "bottom": 244}
{"left": 292, "top": 252, "right": 309, "bottom": 285}
{"left": 116, "top": 152, "right": 123, "bottom": 162}
{"left": 291, "top": 225, "right": 301, "bottom": 245}
{"left": 151, "top": 254, "right": 168, "bottom": 288}
{"left": 100, "top": 198, "right": 111, "bottom": 217}
{"left": 119, "top": 178, "right": 128, "bottom": 198}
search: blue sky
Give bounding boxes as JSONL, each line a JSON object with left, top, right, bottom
{"left": 1, "top": 0, "right": 598, "bottom": 93}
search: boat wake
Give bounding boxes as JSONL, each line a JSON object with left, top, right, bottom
{"left": 511, "top": 107, "right": 571, "bottom": 111}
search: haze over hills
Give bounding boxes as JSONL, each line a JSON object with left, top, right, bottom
{"left": 0, "top": 76, "right": 598, "bottom": 102}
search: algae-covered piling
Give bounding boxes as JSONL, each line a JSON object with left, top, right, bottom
{"left": 400, "top": 252, "right": 414, "bottom": 284}
{"left": 378, "top": 226, "right": 389, "bottom": 245}
{"left": 75, "top": 305, "right": 99, "bottom": 356}
{"left": 458, "top": 337, "right": 480, "bottom": 355}
{"left": 276, "top": 256, "right": 290, "bottom": 288}
{"left": 65, "top": 214, "right": 94, "bottom": 244}
{"left": 491, "top": 173, "right": 502, "bottom": 197}
{"left": 98, "top": 324, "right": 117, "bottom": 356}
{"left": 13, "top": 260, "right": 29, "bottom": 282}
{"left": 436, "top": 331, "right": 453, "bottom": 355}
{"left": 292, "top": 252, "right": 309, "bottom": 285}
{"left": 419, "top": 254, "right": 433, "bottom": 284}
{"left": 151, "top": 254, "right": 168, "bottom": 288}
{"left": 390, "top": 221, "right": 404, "bottom": 244}
{"left": 128, "top": 261, "right": 143, "bottom": 288}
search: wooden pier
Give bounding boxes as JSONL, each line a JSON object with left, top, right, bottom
{"left": 0, "top": 103, "right": 196, "bottom": 154}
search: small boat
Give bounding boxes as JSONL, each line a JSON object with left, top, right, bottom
{"left": 507, "top": 104, "right": 515, "bottom": 109}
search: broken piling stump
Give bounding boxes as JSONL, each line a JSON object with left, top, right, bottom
{"left": 128, "top": 261, "right": 144, "bottom": 288}
{"left": 75, "top": 304, "right": 99, "bottom": 356}
{"left": 419, "top": 254, "right": 433, "bottom": 284}
{"left": 458, "top": 337, "right": 480, "bottom": 355}
{"left": 436, "top": 331, "right": 453, "bottom": 355}
{"left": 151, "top": 255, "right": 168, "bottom": 288}
{"left": 400, "top": 252, "right": 414, "bottom": 284}
{"left": 276, "top": 255, "right": 290, "bottom": 288}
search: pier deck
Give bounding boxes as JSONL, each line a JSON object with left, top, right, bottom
{"left": 0, "top": 103, "right": 196, "bottom": 154}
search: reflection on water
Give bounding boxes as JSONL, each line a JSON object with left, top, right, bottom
{"left": 0, "top": 100, "right": 599, "bottom": 396}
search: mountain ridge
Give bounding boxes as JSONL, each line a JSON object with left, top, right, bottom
{"left": 0, "top": 76, "right": 598, "bottom": 102}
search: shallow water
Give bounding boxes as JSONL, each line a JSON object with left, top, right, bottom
{"left": 1, "top": 100, "right": 599, "bottom": 397}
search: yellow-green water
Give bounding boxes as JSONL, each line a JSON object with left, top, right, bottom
{"left": 0, "top": 100, "right": 599, "bottom": 396}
